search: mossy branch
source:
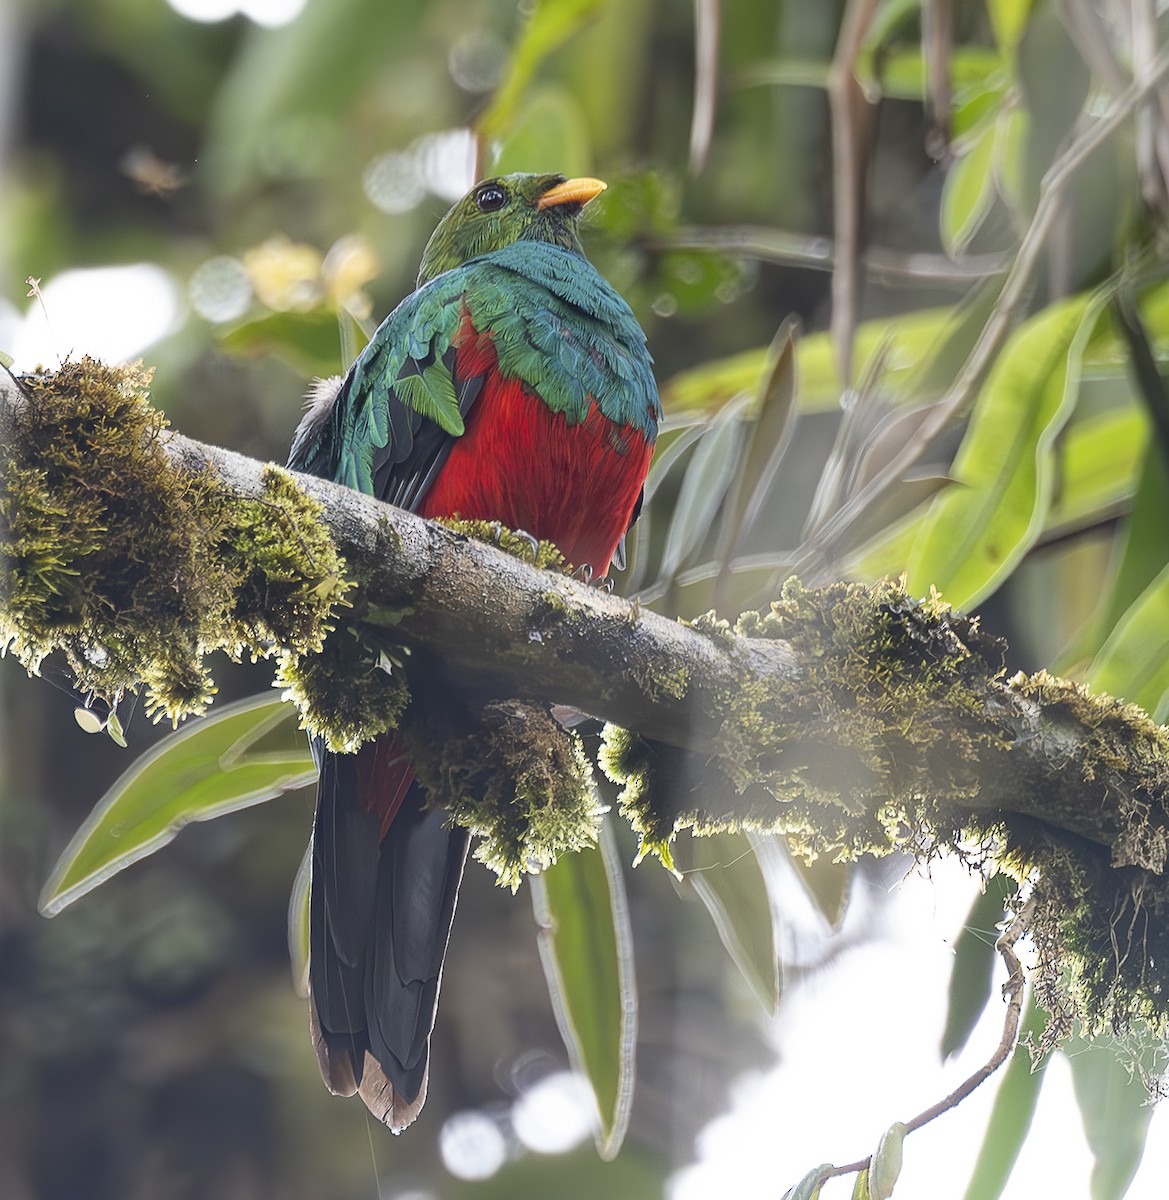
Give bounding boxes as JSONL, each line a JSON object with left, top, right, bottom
{"left": 5, "top": 360, "right": 1169, "bottom": 1036}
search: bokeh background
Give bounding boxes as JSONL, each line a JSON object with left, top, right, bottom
{"left": 5, "top": 1, "right": 1169, "bottom": 1197}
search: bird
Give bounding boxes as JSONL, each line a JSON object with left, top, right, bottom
{"left": 287, "top": 172, "right": 661, "bottom": 1131}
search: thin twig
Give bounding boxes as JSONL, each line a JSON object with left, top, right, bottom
{"left": 817, "top": 897, "right": 1038, "bottom": 1186}
{"left": 827, "top": 0, "right": 880, "bottom": 385}
{"left": 689, "top": 0, "right": 720, "bottom": 173}
{"left": 654, "top": 226, "right": 1008, "bottom": 284}
{"left": 790, "top": 40, "right": 1169, "bottom": 580}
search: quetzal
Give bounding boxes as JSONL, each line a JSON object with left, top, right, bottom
{"left": 287, "top": 173, "right": 661, "bottom": 1130}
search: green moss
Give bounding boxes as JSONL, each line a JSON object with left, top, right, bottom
{"left": 683, "top": 578, "right": 1007, "bottom": 861}
{"left": 276, "top": 627, "right": 410, "bottom": 753}
{"left": 0, "top": 359, "right": 352, "bottom": 723}
{"left": 598, "top": 724, "right": 676, "bottom": 869}
{"left": 409, "top": 700, "right": 600, "bottom": 889}
{"left": 436, "top": 517, "right": 572, "bottom": 574}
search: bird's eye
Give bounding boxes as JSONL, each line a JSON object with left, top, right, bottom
{"left": 474, "top": 184, "right": 507, "bottom": 213}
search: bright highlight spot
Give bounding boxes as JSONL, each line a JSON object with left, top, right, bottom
{"left": 439, "top": 1110, "right": 507, "bottom": 1180}
{"left": 9, "top": 264, "right": 181, "bottom": 371}
{"left": 166, "top": 0, "right": 306, "bottom": 26}
{"left": 512, "top": 1070, "right": 596, "bottom": 1154}
{"left": 363, "top": 129, "right": 477, "bottom": 216}
{"left": 189, "top": 255, "right": 253, "bottom": 323}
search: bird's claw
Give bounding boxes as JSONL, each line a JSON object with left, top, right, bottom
{"left": 571, "top": 563, "right": 614, "bottom": 592}
{"left": 489, "top": 522, "right": 540, "bottom": 562}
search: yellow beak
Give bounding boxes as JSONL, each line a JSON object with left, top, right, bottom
{"left": 537, "top": 177, "right": 608, "bottom": 210}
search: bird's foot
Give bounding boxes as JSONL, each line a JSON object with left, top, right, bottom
{"left": 487, "top": 522, "right": 540, "bottom": 562}
{"left": 571, "top": 563, "right": 614, "bottom": 592}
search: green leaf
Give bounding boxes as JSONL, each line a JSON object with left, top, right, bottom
{"left": 1075, "top": 440, "right": 1168, "bottom": 654}
{"left": 490, "top": 84, "right": 592, "bottom": 179}
{"left": 851, "top": 1169, "right": 871, "bottom": 1200}
{"left": 718, "top": 321, "right": 799, "bottom": 568}
{"left": 962, "top": 994, "right": 1050, "bottom": 1200}
{"left": 1065, "top": 1034, "right": 1158, "bottom": 1200}
{"left": 530, "top": 819, "right": 637, "bottom": 1160}
{"left": 40, "top": 695, "right": 314, "bottom": 917}
{"left": 907, "top": 289, "right": 1109, "bottom": 609}
{"left": 941, "top": 876, "right": 1012, "bottom": 1059}
{"left": 288, "top": 838, "right": 312, "bottom": 998}
{"left": 987, "top": 0, "right": 1034, "bottom": 55}
{"left": 662, "top": 307, "right": 955, "bottom": 418}
{"left": 1047, "top": 406, "right": 1147, "bottom": 540}
{"left": 220, "top": 309, "right": 345, "bottom": 377}
{"left": 788, "top": 854, "right": 852, "bottom": 930}
{"left": 678, "top": 830, "right": 781, "bottom": 1014}
{"left": 658, "top": 396, "right": 748, "bottom": 582}
{"left": 478, "top": 0, "right": 605, "bottom": 139}
{"left": 941, "top": 123, "right": 997, "bottom": 256}
{"left": 1086, "top": 559, "right": 1169, "bottom": 720}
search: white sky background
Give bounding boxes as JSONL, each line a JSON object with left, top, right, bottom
{"left": 671, "top": 857, "right": 1169, "bottom": 1200}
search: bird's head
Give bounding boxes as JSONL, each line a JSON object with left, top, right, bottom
{"left": 416, "top": 172, "right": 607, "bottom": 286}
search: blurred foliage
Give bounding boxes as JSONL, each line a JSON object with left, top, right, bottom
{"left": 6, "top": 0, "right": 1169, "bottom": 1197}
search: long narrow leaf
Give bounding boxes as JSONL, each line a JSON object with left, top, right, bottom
{"left": 40, "top": 695, "right": 313, "bottom": 916}
{"left": 680, "top": 829, "right": 781, "bottom": 1013}
{"left": 531, "top": 819, "right": 637, "bottom": 1160}
{"left": 1066, "top": 1035, "right": 1158, "bottom": 1200}
{"left": 941, "top": 876, "right": 1012, "bottom": 1059}
{"left": 908, "top": 289, "right": 1109, "bottom": 608}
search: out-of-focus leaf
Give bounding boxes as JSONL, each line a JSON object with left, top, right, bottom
{"left": 221, "top": 309, "right": 345, "bottom": 377}
{"left": 1046, "top": 405, "right": 1147, "bottom": 538}
{"left": 788, "top": 853, "right": 851, "bottom": 930}
{"left": 962, "top": 994, "right": 1050, "bottom": 1200}
{"left": 851, "top": 1168, "right": 870, "bottom": 1199}
{"left": 1055, "top": 430, "right": 1162, "bottom": 670}
{"left": 478, "top": 0, "right": 605, "bottom": 139}
{"left": 941, "top": 123, "right": 997, "bottom": 256}
{"left": 530, "top": 819, "right": 637, "bottom": 1160}
{"left": 987, "top": 0, "right": 1034, "bottom": 55}
{"left": 40, "top": 696, "right": 313, "bottom": 917}
{"left": 873, "top": 46, "right": 1006, "bottom": 101}
{"left": 868, "top": 1121, "right": 906, "bottom": 1200}
{"left": 663, "top": 308, "right": 956, "bottom": 418}
{"left": 952, "top": 84, "right": 1009, "bottom": 142}
{"left": 205, "top": 0, "right": 427, "bottom": 197}
{"left": 994, "top": 104, "right": 1031, "bottom": 225}
{"left": 1066, "top": 1035, "right": 1158, "bottom": 1200}
{"left": 907, "top": 289, "right": 1108, "bottom": 609}
{"left": 1086, "top": 560, "right": 1169, "bottom": 720}
{"left": 489, "top": 84, "right": 592, "bottom": 178}
{"left": 288, "top": 838, "right": 312, "bottom": 998}
{"left": 941, "top": 875, "right": 1012, "bottom": 1059}
{"left": 658, "top": 396, "right": 748, "bottom": 581}
{"left": 718, "top": 321, "right": 798, "bottom": 569}
{"left": 677, "top": 830, "right": 781, "bottom": 1013}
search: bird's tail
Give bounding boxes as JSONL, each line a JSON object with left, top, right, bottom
{"left": 308, "top": 735, "right": 470, "bottom": 1132}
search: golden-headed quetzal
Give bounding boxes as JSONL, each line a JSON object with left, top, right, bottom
{"left": 287, "top": 173, "right": 661, "bottom": 1130}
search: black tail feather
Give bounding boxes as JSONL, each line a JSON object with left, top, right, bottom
{"left": 309, "top": 744, "right": 470, "bottom": 1132}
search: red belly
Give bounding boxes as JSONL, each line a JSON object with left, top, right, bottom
{"left": 417, "top": 329, "right": 652, "bottom": 575}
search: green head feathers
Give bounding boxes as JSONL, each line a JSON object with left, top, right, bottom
{"left": 416, "top": 173, "right": 607, "bottom": 286}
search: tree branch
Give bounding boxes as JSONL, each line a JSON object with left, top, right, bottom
{"left": 5, "top": 361, "right": 1169, "bottom": 1032}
